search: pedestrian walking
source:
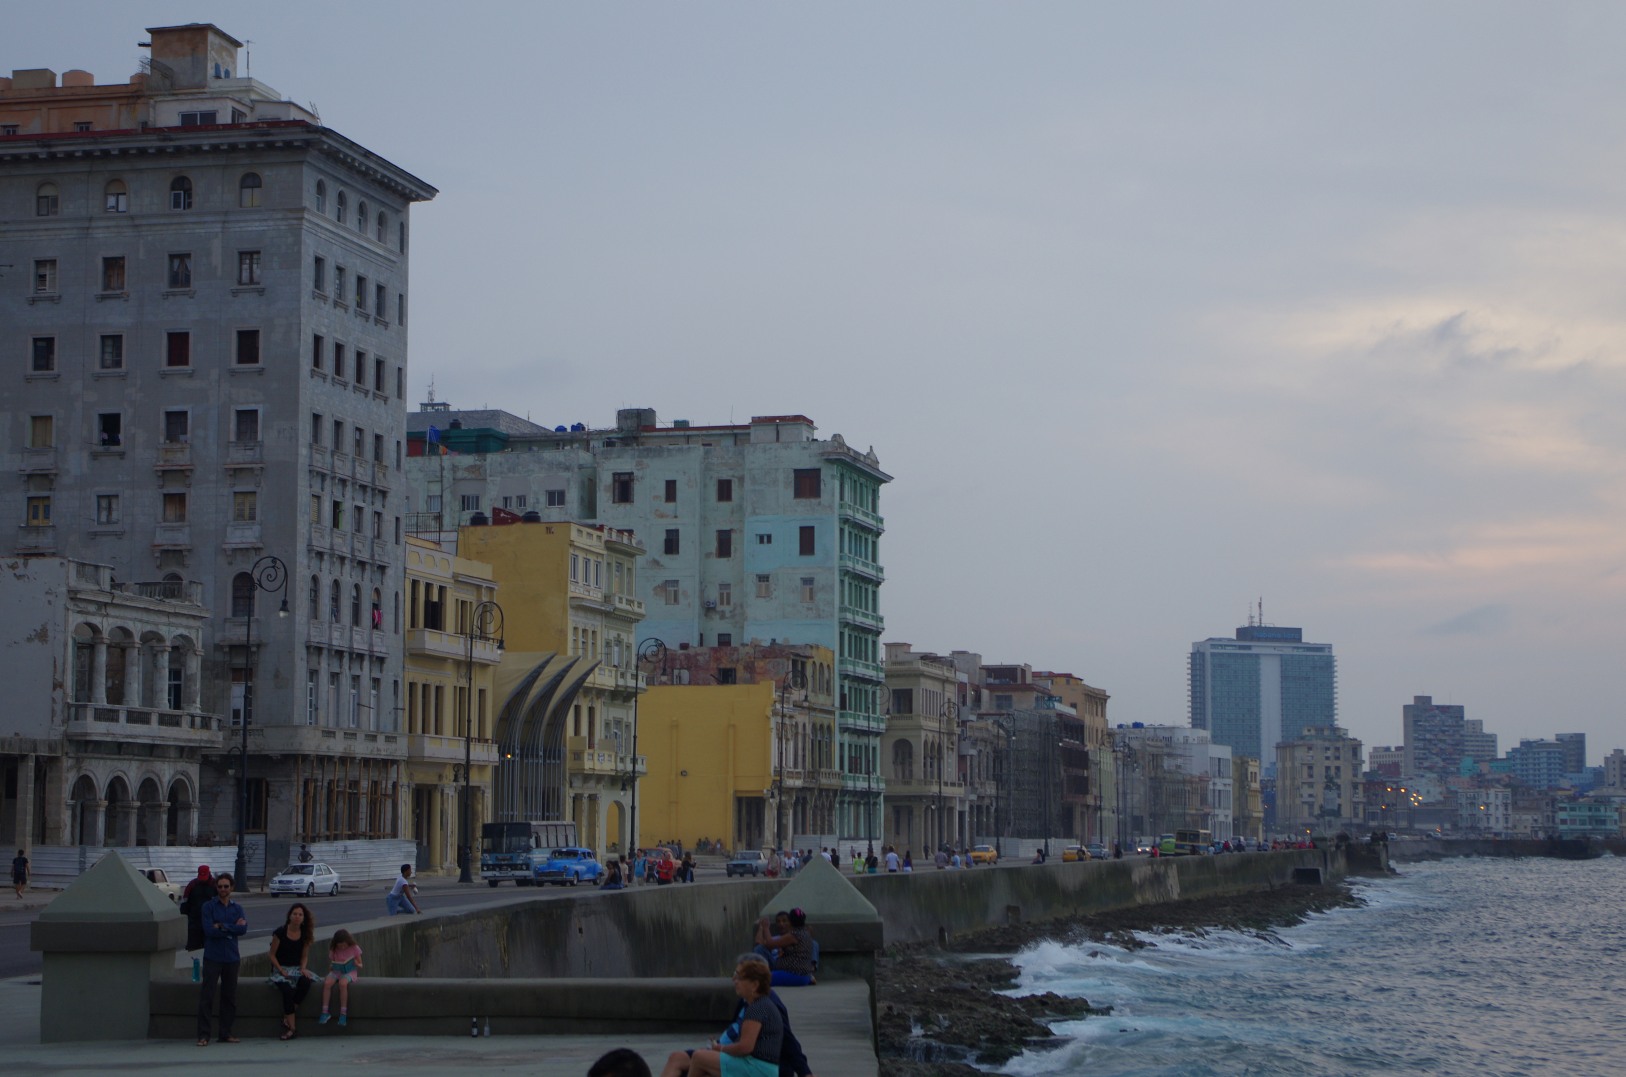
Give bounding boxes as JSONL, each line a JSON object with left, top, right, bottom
{"left": 11, "top": 849, "right": 28, "bottom": 898}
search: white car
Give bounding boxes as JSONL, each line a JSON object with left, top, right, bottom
{"left": 269, "top": 862, "right": 342, "bottom": 896}
{"left": 141, "top": 867, "right": 183, "bottom": 903}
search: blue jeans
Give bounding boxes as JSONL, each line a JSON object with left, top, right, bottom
{"left": 386, "top": 892, "right": 416, "bottom": 915}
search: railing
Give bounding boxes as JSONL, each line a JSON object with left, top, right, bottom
{"left": 152, "top": 522, "right": 190, "bottom": 548}
{"left": 405, "top": 733, "right": 498, "bottom": 765}
{"left": 115, "top": 579, "right": 204, "bottom": 603}
{"left": 66, "top": 703, "right": 222, "bottom": 743}
{"left": 566, "top": 736, "right": 644, "bottom": 777}
{"left": 838, "top": 656, "right": 885, "bottom": 682}
{"left": 15, "top": 525, "right": 56, "bottom": 551}
{"left": 613, "top": 594, "right": 646, "bottom": 617}
{"left": 838, "top": 501, "right": 885, "bottom": 532}
{"left": 155, "top": 443, "right": 192, "bottom": 468}
{"left": 225, "top": 440, "right": 263, "bottom": 466}
{"left": 838, "top": 552, "right": 885, "bottom": 582}
{"left": 405, "top": 628, "right": 500, "bottom": 663}
{"left": 839, "top": 606, "right": 884, "bottom": 632}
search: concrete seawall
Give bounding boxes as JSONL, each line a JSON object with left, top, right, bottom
{"left": 1388, "top": 838, "right": 1598, "bottom": 862}
{"left": 244, "top": 849, "right": 1341, "bottom": 982}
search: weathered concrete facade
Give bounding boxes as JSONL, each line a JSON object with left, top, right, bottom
{"left": 0, "top": 24, "right": 437, "bottom": 870}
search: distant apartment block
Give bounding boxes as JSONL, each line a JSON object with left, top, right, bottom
{"left": 1189, "top": 623, "right": 1336, "bottom": 770}
{"left": 1402, "top": 696, "right": 1468, "bottom": 777}
{"left": 1275, "top": 724, "right": 1364, "bottom": 835}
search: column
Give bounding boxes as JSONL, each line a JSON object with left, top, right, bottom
{"left": 186, "top": 647, "right": 203, "bottom": 712}
{"left": 122, "top": 643, "right": 143, "bottom": 707}
{"left": 88, "top": 800, "right": 107, "bottom": 847}
{"left": 13, "top": 755, "right": 35, "bottom": 849}
{"left": 153, "top": 645, "right": 172, "bottom": 711}
{"left": 91, "top": 638, "right": 108, "bottom": 705}
{"left": 586, "top": 793, "right": 600, "bottom": 851}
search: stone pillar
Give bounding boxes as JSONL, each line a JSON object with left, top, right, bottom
{"left": 586, "top": 793, "right": 600, "bottom": 850}
{"left": 14, "top": 754, "right": 36, "bottom": 850}
{"left": 91, "top": 638, "right": 108, "bottom": 705}
{"left": 154, "top": 645, "right": 173, "bottom": 711}
{"left": 187, "top": 646, "right": 204, "bottom": 712}
{"left": 758, "top": 854, "right": 883, "bottom": 1023}
{"left": 31, "top": 850, "right": 186, "bottom": 1042}
{"left": 154, "top": 801, "right": 171, "bottom": 847}
{"left": 122, "top": 643, "right": 143, "bottom": 706}
{"left": 116, "top": 800, "right": 138, "bottom": 847}
{"left": 87, "top": 800, "right": 107, "bottom": 847}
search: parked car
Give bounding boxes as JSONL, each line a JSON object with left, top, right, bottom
{"left": 534, "top": 847, "right": 604, "bottom": 887}
{"left": 269, "top": 862, "right": 341, "bottom": 897}
{"left": 1085, "top": 842, "right": 1109, "bottom": 860}
{"left": 970, "top": 844, "right": 999, "bottom": 865}
{"left": 1061, "top": 845, "right": 1090, "bottom": 862}
{"left": 141, "top": 867, "right": 183, "bottom": 902}
{"left": 726, "top": 850, "right": 765, "bottom": 877}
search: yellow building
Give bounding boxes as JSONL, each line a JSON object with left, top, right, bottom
{"left": 403, "top": 537, "right": 501, "bottom": 874}
{"left": 459, "top": 521, "right": 646, "bottom": 855}
{"left": 638, "top": 683, "right": 775, "bottom": 852}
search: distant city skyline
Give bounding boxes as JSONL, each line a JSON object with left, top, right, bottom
{"left": 13, "top": 4, "right": 1626, "bottom": 757}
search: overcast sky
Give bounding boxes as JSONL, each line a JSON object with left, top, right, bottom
{"left": 21, "top": 3, "right": 1626, "bottom": 761}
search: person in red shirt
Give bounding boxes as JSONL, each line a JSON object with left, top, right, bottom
{"left": 656, "top": 854, "right": 675, "bottom": 885}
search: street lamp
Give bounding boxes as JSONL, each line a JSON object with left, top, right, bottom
{"left": 458, "top": 599, "right": 503, "bottom": 884}
{"left": 629, "top": 638, "right": 666, "bottom": 856}
{"left": 236, "top": 554, "right": 287, "bottom": 886}
{"left": 990, "top": 715, "right": 1013, "bottom": 858}
{"left": 775, "top": 668, "right": 807, "bottom": 852}
{"left": 938, "top": 700, "right": 958, "bottom": 853}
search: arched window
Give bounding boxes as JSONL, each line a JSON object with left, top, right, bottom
{"left": 230, "top": 572, "right": 254, "bottom": 618}
{"left": 169, "top": 176, "right": 193, "bottom": 210}
{"left": 104, "top": 179, "right": 128, "bottom": 213}
{"left": 329, "top": 579, "right": 341, "bottom": 622}
{"left": 376, "top": 210, "right": 386, "bottom": 242}
{"left": 238, "top": 172, "right": 262, "bottom": 208}
{"left": 351, "top": 584, "right": 362, "bottom": 626}
{"left": 315, "top": 179, "right": 326, "bottom": 213}
{"left": 357, "top": 199, "right": 367, "bottom": 231}
{"left": 36, "top": 182, "right": 59, "bottom": 217}
{"left": 371, "top": 588, "right": 382, "bottom": 630}
{"left": 335, "top": 190, "right": 346, "bottom": 222}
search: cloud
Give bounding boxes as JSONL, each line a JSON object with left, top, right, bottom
{"left": 1423, "top": 605, "right": 1510, "bottom": 636}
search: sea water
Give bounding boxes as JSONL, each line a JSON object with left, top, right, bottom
{"left": 998, "top": 855, "right": 1626, "bottom": 1077}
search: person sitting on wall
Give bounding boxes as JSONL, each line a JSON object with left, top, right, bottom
{"left": 753, "top": 908, "right": 816, "bottom": 987}
{"left": 601, "top": 859, "right": 625, "bottom": 891}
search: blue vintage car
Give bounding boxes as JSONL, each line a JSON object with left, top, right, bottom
{"left": 533, "top": 847, "right": 604, "bottom": 887}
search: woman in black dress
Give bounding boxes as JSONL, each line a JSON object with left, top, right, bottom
{"left": 268, "top": 903, "right": 315, "bottom": 1039}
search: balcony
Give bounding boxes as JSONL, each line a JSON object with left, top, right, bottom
{"left": 613, "top": 594, "right": 646, "bottom": 618}
{"left": 115, "top": 578, "right": 204, "bottom": 604}
{"left": 253, "top": 724, "right": 404, "bottom": 760}
{"left": 406, "top": 627, "right": 501, "bottom": 664}
{"left": 66, "top": 703, "right": 224, "bottom": 747}
{"left": 839, "top": 605, "right": 884, "bottom": 632}
{"left": 838, "top": 552, "right": 885, "bottom": 583}
{"left": 838, "top": 656, "right": 885, "bottom": 682}
{"left": 152, "top": 522, "right": 191, "bottom": 548}
{"left": 16, "top": 524, "right": 56, "bottom": 553}
{"left": 225, "top": 440, "right": 263, "bottom": 467}
{"left": 406, "top": 733, "right": 499, "bottom": 766}
{"left": 839, "top": 709, "right": 887, "bottom": 733}
{"left": 587, "top": 665, "right": 644, "bottom": 693}
{"left": 838, "top": 501, "right": 885, "bottom": 533}
{"left": 567, "top": 736, "right": 643, "bottom": 778}
{"left": 18, "top": 447, "right": 57, "bottom": 475}
{"left": 155, "top": 442, "right": 193, "bottom": 472}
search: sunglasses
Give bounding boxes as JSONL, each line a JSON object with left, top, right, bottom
{"left": 215, "top": 883, "right": 233, "bottom": 891}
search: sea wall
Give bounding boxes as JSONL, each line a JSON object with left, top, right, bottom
{"left": 241, "top": 850, "right": 1340, "bottom": 982}
{"left": 1387, "top": 838, "right": 1596, "bottom": 862}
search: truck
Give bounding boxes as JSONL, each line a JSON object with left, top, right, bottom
{"left": 480, "top": 820, "right": 579, "bottom": 886}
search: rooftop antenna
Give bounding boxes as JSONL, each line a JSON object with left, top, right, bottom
{"left": 425, "top": 377, "right": 437, "bottom": 405}
{"left": 244, "top": 40, "right": 253, "bottom": 79}
{"left": 1258, "top": 597, "right": 1265, "bottom": 626}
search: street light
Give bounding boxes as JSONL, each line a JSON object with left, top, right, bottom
{"left": 775, "top": 668, "right": 807, "bottom": 852}
{"left": 458, "top": 599, "right": 503, "bottom": 884}
{"left": 236, "top": 554, "right": 287, "bottom": 886}
{"left": 938, "top": 700, "right": 958, "bottom": 853}
{"left": 629, "top": 638, "right": 666, "bottom": 856}
{"left": 990, "top": 715, "right": 1013, "bottom": 858}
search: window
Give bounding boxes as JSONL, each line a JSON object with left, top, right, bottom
{"left": 97, "top": 413, "right": 121, "bottom": 447}
{"left": 717, "top": 582, "right": 732, "bottom": 608}
{"left": 0, "top": 124, "right": 17, "bottom": 136}
{"left": 238, "top": 250, "right": 261, "bottom": 285}
{"left": 396, "top": 366, "right": 404, "bottom": 399}
{"left": 310, "top": 495, "right": 321, "bottom": 523}
{"left": 357, "top": 351, "right": 368, "bottom": 383}
{"left": 165, "top": 331, "right": 190, "bottom": 367}
{"left": 793, "top": 468, "right": 822, "bottom": 499}
{"left": 33, "top": 260, "right": 56, "bottom": 294}
{"left": 99, "top": 334, "right": 124, "bottom": 370}
{"left": 178, "top": 111, "right": 217, "bottom": 126}
{"left": 801, "top": 577, "right": 816, "bottom": 602}
{"left": 28, "top": 415, "right": 53, "bottom": 448}
{"left": 31, "top": 337, "right": 56, "bottom": 372}
{"left": 460, "top": 494, "right": 481, "bottom": 512}
{"left": 315, "top": 180, "right": 326, "bottom": 213}
{"left": 36, "top": 182, "right": 59, "bottom": 217}
{"left": 169, "top": 176, "right": 193, "bottom": 210}
{"left": 717, "top": 478, "right": 733, "bottom": 502}
{"left": 335, "top": 266, "right": 347, "bottom": 303}
{"left": 357, "top": 200, "right": 368, "bottom": 231}
{"left": 398, "top": 292, "right": 406, "bottom": 325}
{"left": 799, "top": 526, "right": 815, "bottom": 556}
{"left": 311, "top": 413, "right": 323, "bottom": 445}
{"left": 167, "top": 253, "right": 192, "bottom": 289}
{"left": 374, "top": 357, "right": 385, "bottom": 392}
{"left": 104, "top": 179, "right": 128, "bottom": 213}
{"left": 332, "top": 501, "right": 345, "bottom": 529}
{"left": 162, "top": 492, "right": 188, "bottom": 522}
{"left": 664, "top": 529, "right": 680, "bottom": 555}
{"left": 756, "top": 533, "right": 772, "bottom": 545}
{"left": 95, "top": 494, "right": 119, "bottom": 525}
{"left": 233, "top": 408, "right": 259, "bottom": 443}
{"left": 353, "top": 426, "right": 364, "bottom": 457}
{"left": 664, "top": 479, "right": 678, "bottom": 503}
{"left": 755, "top": 574, "right": 772, "bottom": 599}
{"left": 233, "top": 491, "right": 258, "bottom": 522}
{"left": 235, "top": 329, "right": 261, "bottom": 366}
{"left": 74, "top": 121, "right": 92, "bottom": 133}
{"left": 612, "top": 472, "right": 634, "bottom": 503}
{"left": 375, "top": 283, "right": 386, "bottom": 318}
{"left": 373, "top": 433, "right": 384, "bottom": 462}
{"left": 716, "top": 663, "right": 736, "bottom": 680}
{"left": 332, "top": 422, "right": 345, "bottom": 453}
{"left": 238, "top": 172, "right": 262, "bottom": 208}
{"left": 26, "top": 496, "right": 51, "bottom": 527}
{"left": 336, "top": 191, "right": 346, "bottom": 222}
{"left": 163, "top": 410, "right": 189, "bottom": 443}
{"left": 312, "top": 333, "right": 324, "bottom": 370}
{"left": 334, "top": 343, "right": 346, "bottom": 379}
{"left": 376, "top": 210, "right": 388, "bottom": 242}
{"left": 716, "top": 530, "right": 733, "bottom": 558}
{"left": 355, "top": 274, "right": 367, "bottom": 310}
{"left": 101, "top": 256, "right": 126, "bottom": 292}
{"left": 663, "top": 580, "right": 680, "bottom": 605}
{"left": 314, "top": 256, "right": 326, "bottom": 292}
{"left": 546, "top": 489, "right": 565, "bottom": 507}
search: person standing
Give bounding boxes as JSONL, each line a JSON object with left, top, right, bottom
{"left": 180, "top": 865, "right": 213, "bottom": 954}
{"left": 386, "top": 863, "right": 420, "bottom": 915}
{"left": 10, "top": 849, "right": 27, "bottom": 899}
{"left": 884, "top": 847, "right": 900, "bottom": 873}
{"left": 196, "top": 872, "right": 247, "bottom": 1046}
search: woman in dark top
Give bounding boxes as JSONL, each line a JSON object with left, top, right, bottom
{"left": 754, "top": 908, "right": 816, "bottom": 987}
{"left": 268, "top": 903, "right": 315, "bottom": 1039}
{"left": 658, "top": 958, "right": 784, "bottom": 1077}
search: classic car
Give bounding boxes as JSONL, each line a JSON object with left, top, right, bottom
{"left": 534, "top": 847, "right": 604, "bottom": 887}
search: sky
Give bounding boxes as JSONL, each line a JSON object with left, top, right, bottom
{"left": 18, "top": 3, "right": 1626, "bottom": 761}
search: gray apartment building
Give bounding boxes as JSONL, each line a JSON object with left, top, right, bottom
{"left": 1189, "top": 623, "right": 1337, "bottom": 773}
{"left": 0, "top": 24, "right": 435, "bottom": 867}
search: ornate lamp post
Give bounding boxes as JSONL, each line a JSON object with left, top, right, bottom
{"left": 938, "top": 700, "right": 958, "bottom": 852}
{"left": 459, "top": 599, "right": 503, "bottom": 884}
{"left": 236, "top": 555, "right": 287, "bottom": 886}
{"left": 774, "top": 668, "right": 807, "bottom": 851}
{"left": 629, "top": 638, "right": 666, "bottom": 855}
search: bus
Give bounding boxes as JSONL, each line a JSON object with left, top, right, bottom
{"left": 1172, "top": 828, "right": 1212, "bottom": 856}
{"left": 479, "top": 820, "right": 578, "bottom": 885}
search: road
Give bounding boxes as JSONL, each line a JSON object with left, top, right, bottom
{"left": 0, "top": 868, "right": 745, "bottom": 981}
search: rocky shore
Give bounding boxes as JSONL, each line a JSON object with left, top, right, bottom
{"left": 875, "top": 880, "right": 1365, "bottom": 1076}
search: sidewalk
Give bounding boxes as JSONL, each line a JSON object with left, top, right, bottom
{"left": 0, "top": 975, "right": 873, "bottom": 1075}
